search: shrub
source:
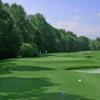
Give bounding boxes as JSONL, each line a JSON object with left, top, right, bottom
{"left": 20, "top": 43, "right": 39, "bottom": 57}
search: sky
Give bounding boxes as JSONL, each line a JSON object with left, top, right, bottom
{"left": 3, "top": 0, "right": 100, "bottom": 39}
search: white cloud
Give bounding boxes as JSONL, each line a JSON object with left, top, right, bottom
{"left": 52, "top": 20, "right": 100, "bottom": 39}
{"left": 52, "top": 20, "right": 79, "bottom": 30}
{"left": 74, "top": 9, "right": 80, "bottom": 13}
{"left": 68, "top": 25, "right": 100, "bottom": 39}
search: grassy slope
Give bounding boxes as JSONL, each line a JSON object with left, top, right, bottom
{"left": 0, "top": 51, "right": 100, "bottom": 100}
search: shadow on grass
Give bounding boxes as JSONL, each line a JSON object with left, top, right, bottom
{"left": 0, "top": 77, "right": 57, "bottom": 100}
{"left": 0, "top": 77, "right": 93, "bottom": 100}
{"left": 36, "top": 93, "right": 93, "bottom": 100}
{"left": 0, "top": 77, "right": 55, "bottom": 93}
{"left": 0, "top": 93, "right": 94, "bottom": 100}
{"left": 0, "top": 62, "right": 54, "bottom": 74}
{"left": 3, "top": 65, "right": 54, "bottom": 71}
{"left": 0, "top": 77, "right": 94, "bottom": 100}
{"left": 0, "top": 91, "right": 93, "bottom": 100}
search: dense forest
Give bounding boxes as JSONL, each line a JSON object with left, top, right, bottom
{"left": 0, "top": 0, "right": 100, "bottom": 59}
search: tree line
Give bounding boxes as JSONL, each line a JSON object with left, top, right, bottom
{"left": 0, "top": 0, "right": 100, "bottom": 59}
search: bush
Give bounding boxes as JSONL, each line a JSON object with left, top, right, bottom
{"left": 20, "top": 43, "right": 39, "bottom": 57}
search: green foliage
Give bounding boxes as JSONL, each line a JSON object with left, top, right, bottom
{"left": 78, "top": 36, "right": 90, "bottom": 51}
{"left": 28, "top": 14, "right": 57, "bottom": 53}
{"left": 90, "top": 38, "right": 100, "bottom": 50}
{"left": 20, "top": 43, "right": 39, "bottom": 57}
{"left": 0, "top": 0, "right": 100, "bottom": 59}
{"left": 0, "top": 0, "right": 2, "bottom": 8}
{"left": 9, "top": 3, "right": 34, "bottom": 43}
{"left": 0, "top": 6, "right": 21, "bottom": 59}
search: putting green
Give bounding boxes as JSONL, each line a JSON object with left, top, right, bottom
{"left": 0, "top": 51, "right": 100, "bottom": 100}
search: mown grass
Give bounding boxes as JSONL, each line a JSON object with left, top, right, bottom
{"left": 0, "top": 51, "right": 100, "bottom": 100}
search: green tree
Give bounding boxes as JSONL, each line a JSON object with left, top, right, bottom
{"left": 0, "top": 0, "right": 2, "bottom": 8}
{"left": 28, "top": 14, "right": 57, "bottom": 53}
{"left": 90, "top": 38, "right": 100, "bottom": 50}
{"left": 78, "top": 36, "right": 90, "bottom": 51}
{"left": 0, "top": 4, "right": 21, "bottom": 59}
{"left": 1, "top": 0, "right": 97, "bottom": 57}
{"left": 20, "top": 43, "right": 39, "bottom": 57}
{"left": 9, "top": 3, "right": 33, "bottom": 43}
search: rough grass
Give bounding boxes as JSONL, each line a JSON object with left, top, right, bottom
{"left": 0, "top": 51, "right": 100, "bottom": 100}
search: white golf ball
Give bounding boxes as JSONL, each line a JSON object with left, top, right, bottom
{"left": 78, "top": 79, "right": 82, "bottom": 82}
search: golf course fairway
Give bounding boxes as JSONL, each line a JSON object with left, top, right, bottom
{"left": 0, "top": 51, "right": 100, "bottom": 100}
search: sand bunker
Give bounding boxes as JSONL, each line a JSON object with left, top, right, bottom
{"left": 72, "top": 68, "right": 100, "bottom": 73}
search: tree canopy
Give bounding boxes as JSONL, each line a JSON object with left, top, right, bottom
{"left": 0, "top": 0, "right": 100, "bottom": 59}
